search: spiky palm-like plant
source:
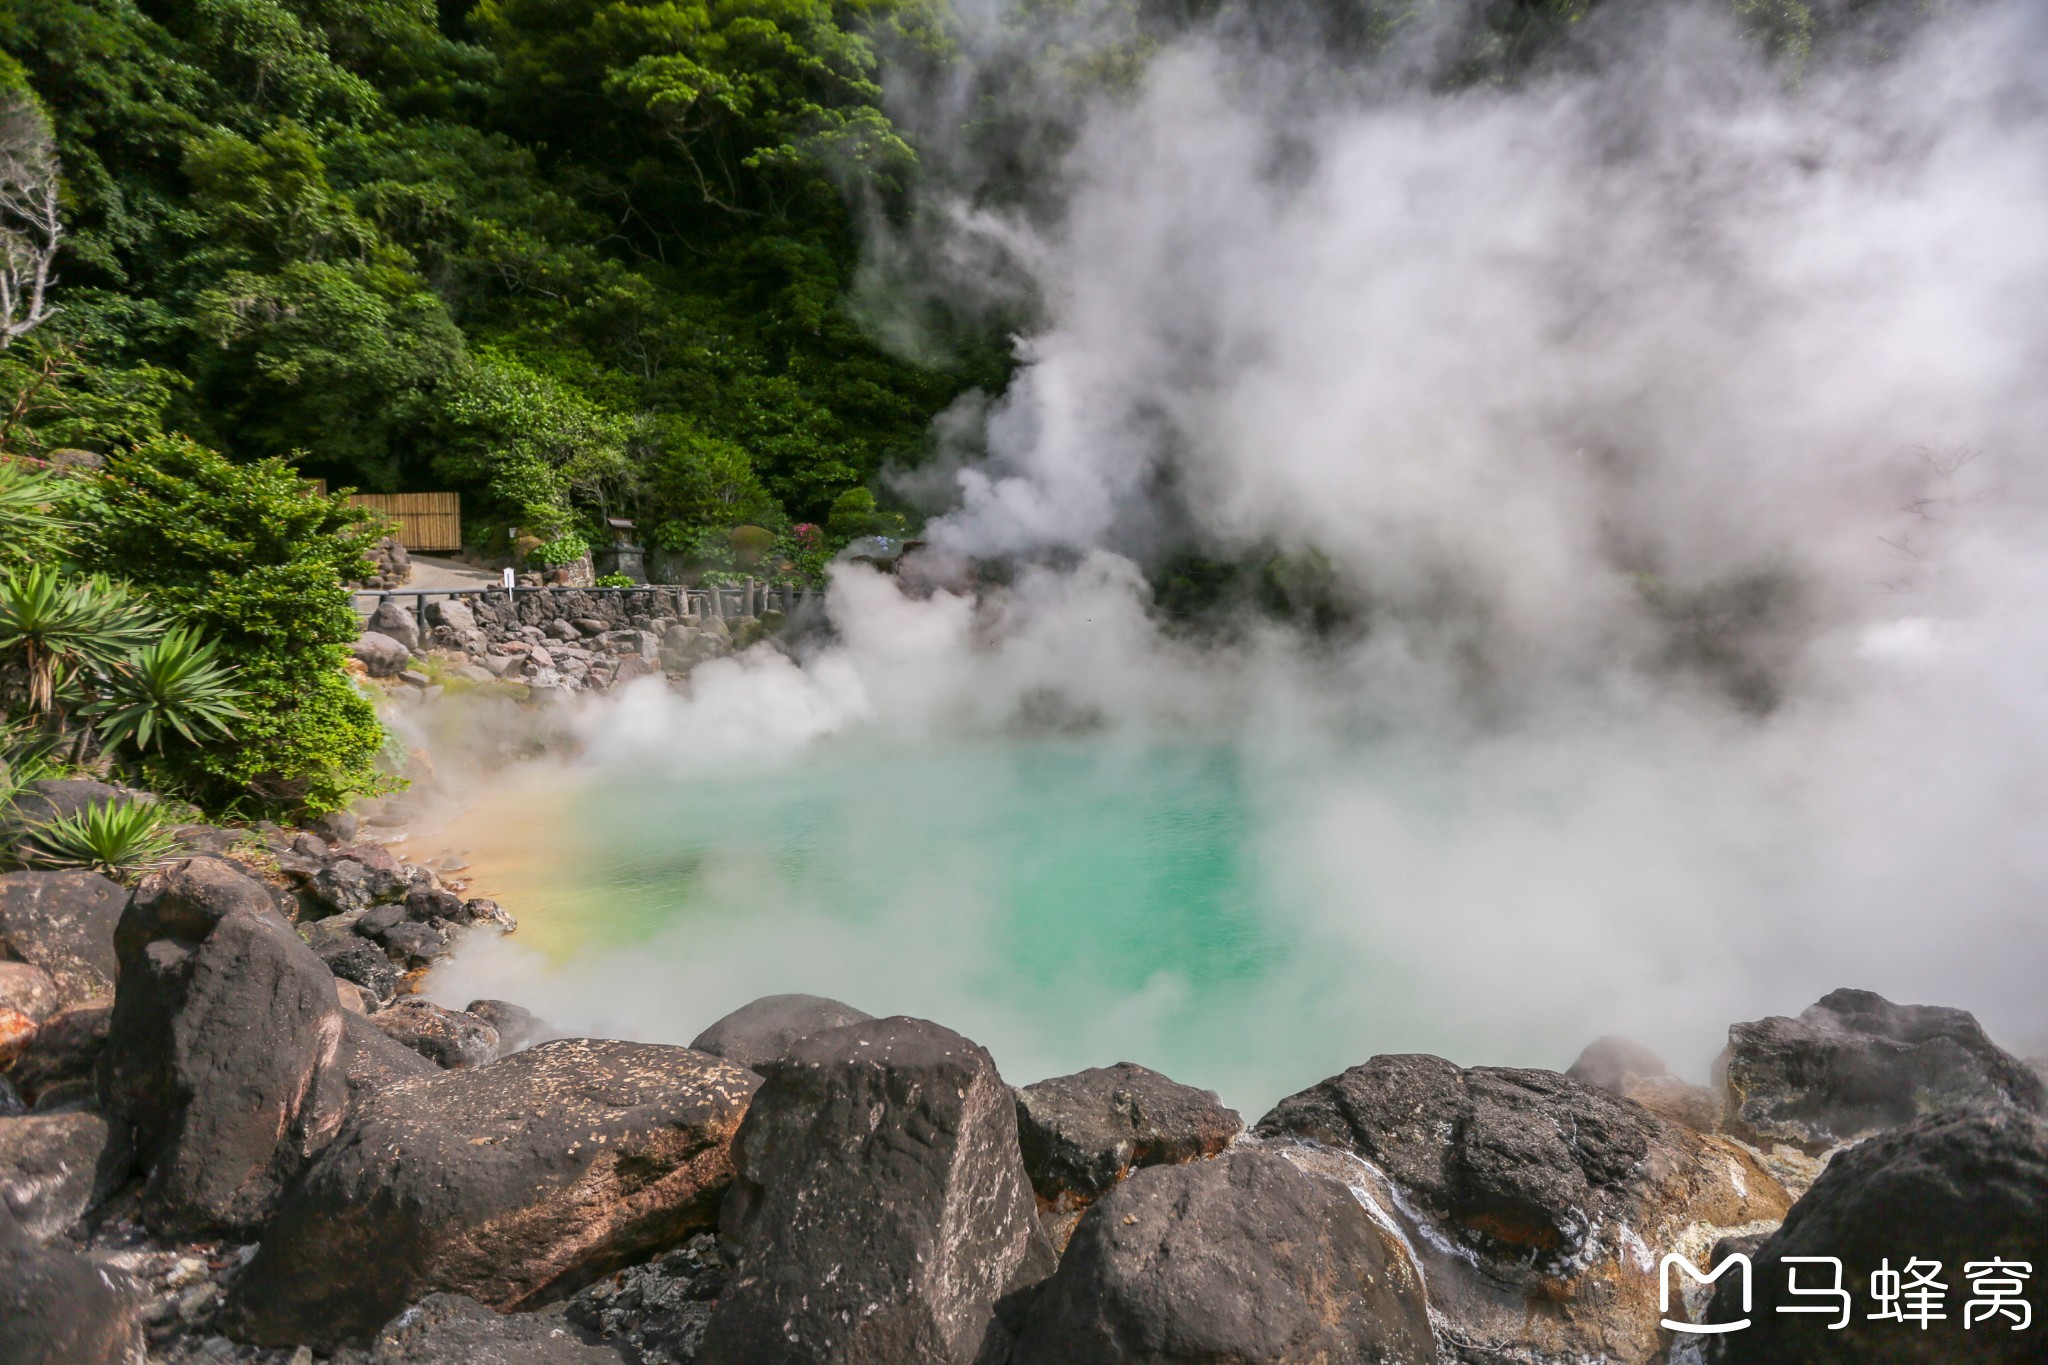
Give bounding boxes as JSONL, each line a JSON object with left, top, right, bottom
{"left": 16, "top": 798, "right": 177, "bottom": 878}
{"left": 0, "top": 459, "right": 67, "bottom": 553}
{"left": 81, "top": 626, "right": 244, "bottom": 753}
{"left": 0, "top": 565, "right": 156, "bottom": 715}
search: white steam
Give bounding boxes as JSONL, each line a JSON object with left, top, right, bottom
{"left": 429, "top": 1, "right": 2048, "bottom": 1109}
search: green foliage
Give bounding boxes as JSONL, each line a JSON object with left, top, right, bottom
{"left": 75, "top": 435, "right": 392, "bottom": 813}
{"left": 15, "top": 797, "right": 177, "bottom": 878}
{"left": 593, "top": 571, "right": 635, "bottom": 588}
{"left": 0, "top": 564, "right": 157, "bottom": 715}
{"left": 80, "top": 625, "right": 245, "bottom": 753}
{"left": 0, "top": 458, "right": 72, "bottom": 569}
{"left": 527, "top": 532, "right": 590, "bottom": 568}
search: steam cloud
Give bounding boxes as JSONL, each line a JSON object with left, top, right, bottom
{"left": 431, "top": 0, "right": 2048, "bottom": 1108}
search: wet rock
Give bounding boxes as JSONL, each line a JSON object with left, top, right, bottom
{"left": 467, "top": 999, "right": 552, "bottom": 1052}
{"left": 101, "top": 858, "right": 350, "bottom": 1238}
{"left": 567, "top": 1231, "right": 725, "bottom": 1363}
{"left": 1568, "top": 1034, "right": 1720, "bottom": 1131}
{"left": 1718, "top": 988, "right": 2046, "bottom": 1154}
{"left": 366, "top": 601, "right": 422, "bottom": 652}
{"left": 1010, "top": 1149, "right": 1433, "bottom": 1365}
{"left": 230, "top": 1039, "right": 759, "bottom": 1349}
{"left": 372, "top": 1293, "right": 628, "bottom": 1364}
{"left": 354, "top": 631, "right": 412, "bottom": 677}
{"left": 6, "top": 1002, "right": 111, "bottom": 1104}
{"left": 1014, "top": 1061, "right": 1242, "bottom": 1247}
{"left": 0, "top": 869, "right": 125, "bottom": 1003}
{"left": 687, "top": 993, "right": 873, "bottom": 1074}
{"left": 372, "top": 999, "right": 500, "bottom": 1069}
{"left": 1706, "top": 1108, "right": 2048, "bottom": 1362}
{"left": 0, "top": 1204, "right": 142, "bottom": 1364}
{"left": 701, "top": 1016, "right": 1054, "bottom": 1365}
{"left": 0, "top": 1110, "right": 128, "bottom": 1240}
{"left": 1258, "top": 1053, "right": 1791, "bottom": 1364}
{"left": 460, "top": 897, "right": 519, "bottom": 932}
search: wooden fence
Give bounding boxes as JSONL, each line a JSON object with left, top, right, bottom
{"left": 347, "top": 492, "right": 462, "bottom": 551}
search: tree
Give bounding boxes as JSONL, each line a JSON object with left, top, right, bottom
{"left": 0, "top": 92, "right": 60, "bottom": 349}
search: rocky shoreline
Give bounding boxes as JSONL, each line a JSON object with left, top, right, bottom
{"left": 1, "top": 773, "right": 2045, "bottom": 1364}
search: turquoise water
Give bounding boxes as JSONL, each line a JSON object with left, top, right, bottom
{"left": 441, "top": 728, "right": 1688, "bottom": 1114}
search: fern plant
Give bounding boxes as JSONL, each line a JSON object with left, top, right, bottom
{"left": 17, "top": 799, "right": 178, "bottom": 878}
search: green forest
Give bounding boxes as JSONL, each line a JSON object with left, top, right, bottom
{"left": 0, "top": 0, "right": 1014, "bottom": 566}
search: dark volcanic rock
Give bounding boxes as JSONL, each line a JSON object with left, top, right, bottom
{"left": 0, "top": 1111, "right": 128, "bottom": 1240}
{"left": 1719, "top": 988, "right": 2046, "bottom": 1153}
{"left": 1016, "top": 1061, "right": 1243, "bottom": 1200}
{"left": 312, "top": 927, "right": 403, "bottom": 1003}
{"left": 687, "top": 993, "right": 873, "bottom": 1074}
{"left": 1706, "top": 1109, "right": 2048, "bottom": 1362}
{"left": 0, "top": 869, "right": 125, "bottom": 1002}
{"left": 373, "top": 1294, "right": 629, "bottom": 1364}
{"left": 1014, "top": 1062, "right": 1242, "bottom": 1248}
{"left": 0, "top": 1204, "right": 141, "bottom": 1364}
{"left": 1568, "top": 1034, "right": 1719, "bottom": 1132}
{"left": 381, "top": 920, "right": 452, "bottom": 967}
{"left": 231, "top": 1039, "right": 759, "bottom": 1349}
{"left": 700, "top": 1015, "right": 1055, "bottom": 1365}
{"left": 303, "top": 844, "right": 412, "bottom": 917}
{"left": 6, "top": 1001, "right": 111, "bottom": 1104}
{"left": 1258, "top": 1053, "right": 1791, "bottom": 1364}
{"left": 0, "top": 961, "right": 59, "bottom": 1063}
{"left": 568, "top": 1232, "right": 727, "bottom": 1363}
{"left": 100, "top": 858, "right": 350, "bottom": 1238}
{"left": 372, "top": 998, "right": 501, "bottom": 1069}
{"left": 468, "top": 999, "right": 553, "bottom": 1052}
{"left": 406, "top": 884, "right": 467, "bottom": 923}
{"left": 1010, "top": 1149, "right": 1433, "bottom": 1365}
{"left": 340, "top": 1008, "right": 438, "bottom": 1104}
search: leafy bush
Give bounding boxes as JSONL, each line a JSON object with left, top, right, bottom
{"left": 527, "top": 533, "right": 590, "bottom": 569}
{"left": 593, "top": 572, "right": 634, "bottom": 588}
{"left": 74, "top": 436, "right": 394, "bottom": 815}
{"left": 17, "top": 799, "right": 177, "bottom": 878}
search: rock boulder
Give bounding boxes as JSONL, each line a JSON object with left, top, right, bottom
{"left": 1568, "top": 1034, "right": 1719, "bottom": 1131}
{"left": 1258, "top": 1053, "right": 1791, "bottom": 1363}
{"left": 0, "top": 1205, "right": 141, "bottom": 1364}
{"left": 366, "top": 601, "right": 422, "bottom": 652}
{"left": 1014, "top": 1061, "right": 1242, "bottom": 1247}
{"left": 1718, "top": 988, "right": 2046, "bottom": 1153}
{"left": 372, "top": 998, "right": 501, "bottom": 1069}
{"left": 1010, "top": 1149, "right": 1433, "bottom": 1365}
{"left": 700, "top": 1016, "right": 1054, "bottom": 1365}
{"left": 0, "top": 1111, "right": 128, "bottom": 1240}
{"left": 687, "top": 993, "right": 872, "bottom": 1074}
{"left": 230, "top": 1039, "right": 759, "bottom": 1349}
{"left": 0, "top": 869, "right": 125, "bottom": 1003}
{"left": 1708, "top": 1108, "right": 2048, "bottom": 1361}
{"left": 100, "top": 858, "right": 350, "bottom": 1238}
{"left": 354, "top": 630, "right": 413, "bottom": 678}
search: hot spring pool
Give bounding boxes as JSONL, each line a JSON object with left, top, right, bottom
{"left": 425, "top": 724, "right": 1854, "bottom": 1115}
